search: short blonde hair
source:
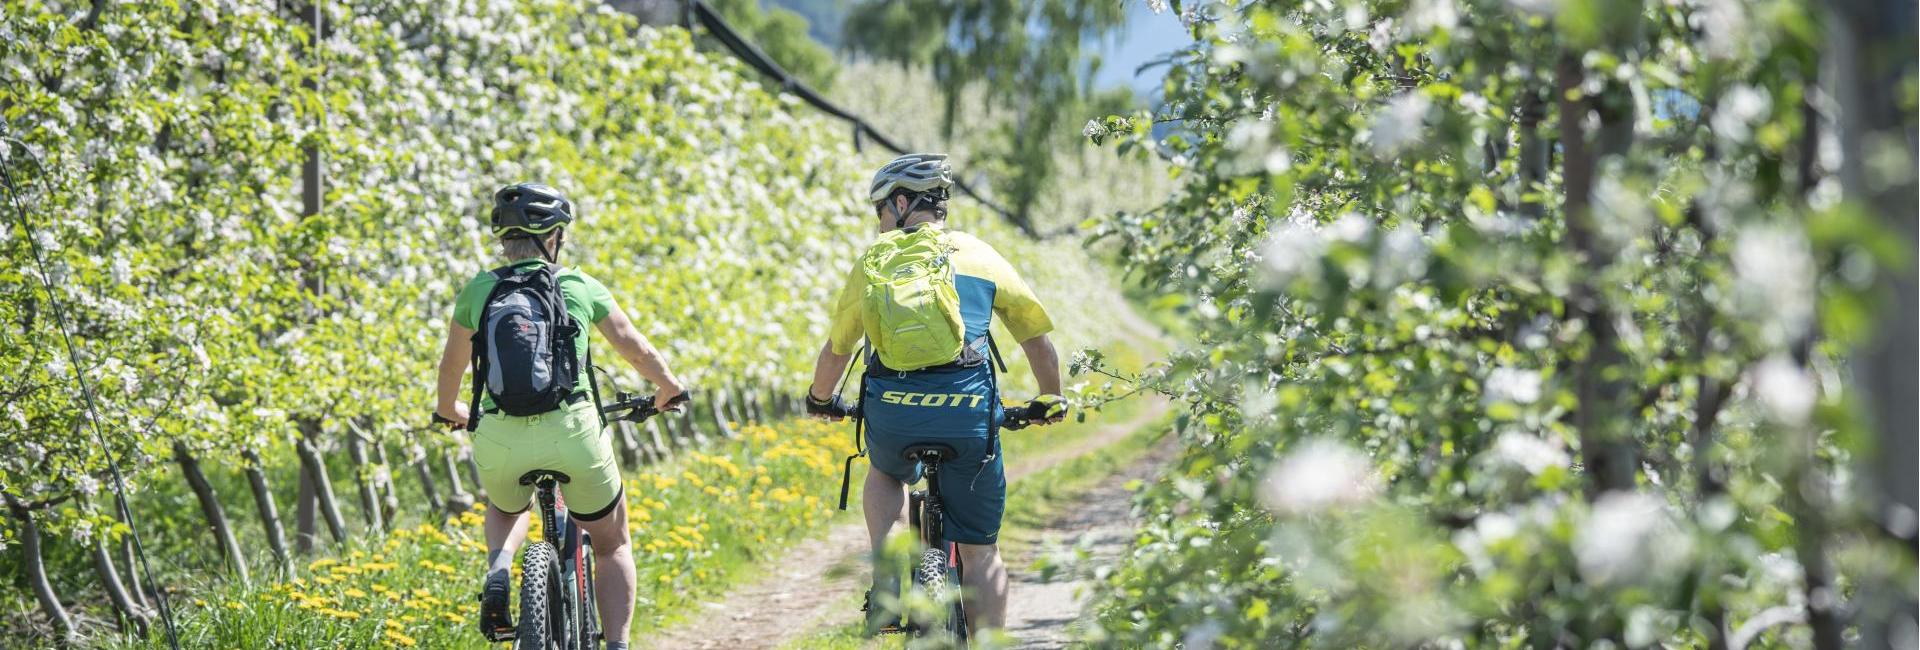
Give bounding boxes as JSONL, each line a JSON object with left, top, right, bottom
{"left": 500, "top": 231, "right": 560, "bottom": 261}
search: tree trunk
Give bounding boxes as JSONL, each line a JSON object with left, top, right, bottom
{"left": 462, "top": 447, "right": 487, "bottom": 503}
{"left": 723, "top": 386, "right": 748, "bottom": 425}
{"left": 1556, "top": 52, "right": 1639, "bottom": 496}
{"left": 374, "top": 441, "right": 401, "bottom": 528}
{"left": 613, "top": 420, "right": 642, "bottom": 469}
{"left": 675, "top": 406, "right": 706, "bottom": 447}
{"left": 6, "top": 499, "right": 75, "bottom": 641}
{"left": 118, "top": 506, "right": 148, "bottom": 609}
{"left": 295, "top": 462, "right": 318, "bottom": 555}
{"left": 1830, "top": 0, "right": 1919, "bottom": 646}
{"left": 173, "top": 441, "right": 250, "bottom": 585}
{"left": 240, "top": 448, "right": 290, "bottom": 569}
{"left": 346, "top": 430, "right": 384, "bottom": 532}
{"left": 294, "top": 433, "right": 348, "bottom": 545}
{"left": 444, "top": 451, "right": 476, "bottom": 515}
{"left": 705, "top": 391, "right": 736, "bottom": 438}
{"left": 92, "top": 534, "right": 149, "bottom": 636}
{"left": 410, "top": 443, "right": 446, "bottom": 514}
{"left": 645, "top": 419, "right": 673, "bottom": 461}
{"left": 1515, "top": 82, "right": 1549, "bottom": 219}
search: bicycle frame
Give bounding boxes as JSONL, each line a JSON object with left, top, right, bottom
{"left": 902, "top": 447, "right": 970, "bottom": 642}
{"left": 893, "top": 403, "right": 1035, "bottom": 641}
{"left": 487, "top": 473, "right": 598, "bottom": 649}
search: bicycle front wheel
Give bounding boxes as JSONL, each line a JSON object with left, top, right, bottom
{"left": 910, "top": 547, "right": 961, "bottom": 638}
{"left": 517, "top": 541, "right": 564, "bottom": 649}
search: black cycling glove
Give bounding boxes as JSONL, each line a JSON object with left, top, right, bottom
{"left": 806, "top": 392, "right": 857, "bottom": 419}
{"left": 1025, "top": 394, "right": 1068, "bottom": 423}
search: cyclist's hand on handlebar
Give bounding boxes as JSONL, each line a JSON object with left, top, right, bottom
{"left": 433, "top": 403, "right": 469, "bottom": 429}
{"left": 805, "top": 391, "right": 856, "bottom": 421}
{"left": 654, "top": 386, "right": 688, "bottom": 413}
{"left": 1026, "top": 395, "right": 1068, "bottom": 425}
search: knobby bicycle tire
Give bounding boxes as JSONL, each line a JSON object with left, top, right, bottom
{"left": 517, "top": 541, "right": 564, "bottom": 649}
{"left": 911, "top": 547, "right": 961, "bottom": 639}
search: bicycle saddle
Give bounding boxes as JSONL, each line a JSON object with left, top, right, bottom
{"left": 901, "top": 442, "right": 959, "bottom": 463}
{"left": 518, "top": 470, "right": 573, "bottom": 485}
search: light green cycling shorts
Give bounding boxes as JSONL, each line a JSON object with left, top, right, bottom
{"left": 471, "top": 400, "right": 624, "bottom": 520}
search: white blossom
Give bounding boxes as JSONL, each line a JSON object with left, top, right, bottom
{"left": 1576, "top": 492, "right": 1692, "bottom": 586}
{"left": 1259, "top": 439, "right": 1381, "bottom": 514}
{"left": 1260, "top": 218, "right": 1329, "bottom": 284}
{"left": 1407, "top": 0, "right": 1460, "bottom": 32}
{"left": 1691, "top": 0, "right": 1752, "bottom": 59}
{"left": 1369, "top": 93, "right": 1432, "bottom": 156}
{"left": 74, "top": 474, "right": 101, "bottom": 498}
{"left": 1373, "top": 226, "right": 1429, "bottom": 286}
{"left": 1751, "top": 356, "right": 1816, "bottom": 424}
{"left": 1483, "top": 366, "right": 1544, "bottom": 404}
{"left": 1731, "top": 224, "right": 1815, "bottom": 346}
{"left": 1369, "top": 17, "right": 1398, "bottom": 51}
{"left": 1712, "top": 85, "right": 1772, "bottom": 143}
{"left": 1488, "top": 431, "right": 1568, "bottom": 475}
{"left": 1147, "top": 0, "right": 1170, "bottom": 14}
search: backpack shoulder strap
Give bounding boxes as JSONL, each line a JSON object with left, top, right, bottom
{"left": 466, "top": 275, "right": 519, "bottom": 432}
{"left": 985, "top": 333, "right": 1009, "bottom": 374}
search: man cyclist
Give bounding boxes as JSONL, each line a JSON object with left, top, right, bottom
{"left": 805, "top": 154, "right": 1068, "bottom": 636}
{"left": 434, "top": 183, "right": 685, "bottom": 650}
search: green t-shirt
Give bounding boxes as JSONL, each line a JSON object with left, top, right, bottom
{"left": 453, "top": 259, "right": 616, "bottom": 408}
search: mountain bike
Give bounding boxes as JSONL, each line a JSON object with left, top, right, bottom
{"left": 892, "top": 401, "right": 1038, "bottom": 642}
{"left": 441, "top": 391, "right": 687, "bottom": 650}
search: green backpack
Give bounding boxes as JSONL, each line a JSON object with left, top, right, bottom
{"left": 857, "top": 226, "right": 966, "bottom": 371}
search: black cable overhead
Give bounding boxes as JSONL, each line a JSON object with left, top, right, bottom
{"left": 0, "top": 130, "right": 182, "bottom": 648}
{"left": 682, "top": 0, "right": 1042, "bottom": 239}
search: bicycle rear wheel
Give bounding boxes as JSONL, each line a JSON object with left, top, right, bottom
{"left": 517, "top": 541, "right": 565, "bottom": 649}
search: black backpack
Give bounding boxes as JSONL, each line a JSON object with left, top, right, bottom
{"left": 466, "top": 263, "right": 584, "bottom": 428}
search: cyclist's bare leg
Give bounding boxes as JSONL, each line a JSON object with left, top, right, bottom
{"left": 863, "top": 468, "right": 908, "bottom": 626}
{"left": 574, "top": 503, "right": 636, "bottom": 646}
{"left": 483, "top": 505, "right": 532, "bottom": 576}
{"left": 863, "top": 468, "right": 908, "bottom": 552}
{"left": 956, "top": 542, "right": 1007, "bottom": 632}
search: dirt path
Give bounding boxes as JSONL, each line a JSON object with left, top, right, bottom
{"left": 1001, "top": 438, "right": 1179, "bottom": 648}
{"left": 638, "top": 400, "right": 1169, "bottom": 650}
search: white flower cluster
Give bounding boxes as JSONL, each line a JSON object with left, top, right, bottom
{"left": 1258, "top": 438, "right": 1382, "bottom": 514}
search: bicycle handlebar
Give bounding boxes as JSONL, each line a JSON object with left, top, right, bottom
{"left": 838, "top": 399, "right": 1046, "bottom": 430}
{"left": 429, "top": 392, "right": 692, "bottom": 430}
{"left": 598, "top": 391, "right": 692, "bottom": 424}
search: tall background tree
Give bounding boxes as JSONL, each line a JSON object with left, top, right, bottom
{"left": 843, "top": 0, "right": 1133, "bottom": 233}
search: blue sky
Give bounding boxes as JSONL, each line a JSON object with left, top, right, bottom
{"left": 1091, "top": 2, "right": 1194, "bottom": 99}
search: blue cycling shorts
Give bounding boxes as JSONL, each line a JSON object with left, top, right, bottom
{"left": 861, "top": 364, "right": 1006, "bottom": 545}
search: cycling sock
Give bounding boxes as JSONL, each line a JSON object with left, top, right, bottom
{"left": 605, "top": 641, "right": 629, "bottom": 650}
{"left": 486, "top": 550, "right": 511, "bottom": 577}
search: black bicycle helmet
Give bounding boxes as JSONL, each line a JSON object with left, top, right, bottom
{"left": 490, "top": 183, "right": 574, "bottom": 238}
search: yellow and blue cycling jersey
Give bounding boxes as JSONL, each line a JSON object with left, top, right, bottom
{"left": 827, "top": 223, "right": 1054, "bottom": 357}
{"left": 827, "top": 223, "right": 1052, "bottom": 545}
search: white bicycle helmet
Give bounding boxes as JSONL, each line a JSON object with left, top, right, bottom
{"left": 868, "top": 153, "right": 953, "bottom": 203}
